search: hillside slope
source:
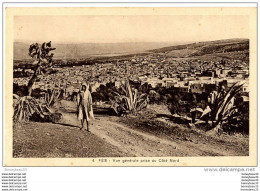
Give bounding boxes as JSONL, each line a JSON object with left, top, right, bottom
{"left": 150, "top": 38, "right": 249, "bottom": 62}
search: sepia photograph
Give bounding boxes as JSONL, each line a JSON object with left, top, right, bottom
{"left": 4, "top": 7, "right": 257, "bottom": 166}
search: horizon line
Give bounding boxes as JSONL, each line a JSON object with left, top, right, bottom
{"left": 13, "top": 38, "right": 249, "bottom": 45}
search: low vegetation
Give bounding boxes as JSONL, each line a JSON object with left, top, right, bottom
{"left": 44, "top": 84, "right": 63, "bottom": 108}
{"left": 110, "top": 80, "right": 149, "bottom": 115}
{"left": 199, "top": 82, "right": 245, "bottom": 133}
{"left": 13, "top": 95, "right": 45, "bottom": 122}
{"left": 13, "top": 94, "right": 62, "bottom": 123}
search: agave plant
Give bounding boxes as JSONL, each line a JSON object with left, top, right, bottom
{"left": 13, "top": 96, "right": 45, "bottom": 122}
{"left": 44, "top": 83, "right": 62, "bottom": 108}
{"left": 13, "top": 85, "right": 62, "bottom": 122}
{"left": 110, "top": 80, "right": 148, "bottom": 115}
{"left": 200, "top": 82, "right": 244, "bottom": 132}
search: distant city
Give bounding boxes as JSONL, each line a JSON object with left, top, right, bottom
{"left": 14, "top": 53, "right": 249, "bottom": 97}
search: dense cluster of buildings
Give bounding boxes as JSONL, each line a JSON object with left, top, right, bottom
{"left": 13, "top": 54, "right": 249, "bottom": 97}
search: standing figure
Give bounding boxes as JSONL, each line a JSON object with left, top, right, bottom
{"left": 76, "top": 82, "right": 94, "bottom": 131}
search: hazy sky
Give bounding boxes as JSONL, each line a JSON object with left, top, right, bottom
{"left": 14, "top": 15, "right": 249, "bottom": 43}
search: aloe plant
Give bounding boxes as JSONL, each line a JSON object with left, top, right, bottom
{"left": 13, "top": 83, "right": 62, "bottom": 122}
{"left": 110, "top": 80, "right": 148, "bottom": 115}
{"left": 200, "top": 82, "right": 244, "bottom": 132}
{"left": 44, "top": 83, "right": 62, "bottom": 108}
{"left": 13, "top": 96, "right": 45, "bottom": 122}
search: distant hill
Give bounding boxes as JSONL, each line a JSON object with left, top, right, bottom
{"left": 149, "top": 38, "right": 249, "bottom": 62}
{"left": 13, "top": 42, "right": 179, "bottom": 60}
{"left": 13, "top": 39, "right": 249, "bottom": 62}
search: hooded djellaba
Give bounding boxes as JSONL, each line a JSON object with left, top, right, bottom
{"left": 76, "top": 82, "right": 94, "bottom": 131}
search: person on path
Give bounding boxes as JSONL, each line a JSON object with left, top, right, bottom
{"left": 76, "top": 82, "right": 94, "bottom": 131}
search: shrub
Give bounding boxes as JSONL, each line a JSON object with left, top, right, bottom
{"left": 13, "top": 95, "right": 62, "bottom": 123}
{"left": 45, "top": 86, "right": 62, "bottom": 108}
{"left": 148, "top": 90, "right": 160, "bottom": 104}
{"left": 110, "top": 80, "right": 148, "bottom": 116}
{"left": 13, "top": 96, "right": 45, "bottom": 122}
{"left": 200, "top": 82, "right": 244, "bottom": 133}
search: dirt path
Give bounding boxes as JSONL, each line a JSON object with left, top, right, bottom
{"left": 60, "top": 111, "right": 243, "bottom": 157}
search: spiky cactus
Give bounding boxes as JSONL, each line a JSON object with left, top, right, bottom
{"left": 13, "top": 96, "right": 45, "bottom": 122}
{"left": 200, "top": 82, "right": 244, "bottom": 132}
{"left": 110, "top": 80, "right": 148, "bottom": 115}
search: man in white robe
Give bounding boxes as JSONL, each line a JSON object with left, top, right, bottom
{"left": 77, "top": 82, "right": 94, "bottom": 131}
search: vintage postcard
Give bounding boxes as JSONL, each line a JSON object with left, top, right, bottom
{"left": 4, "top": 7, "right": 257, "bottom": 166}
